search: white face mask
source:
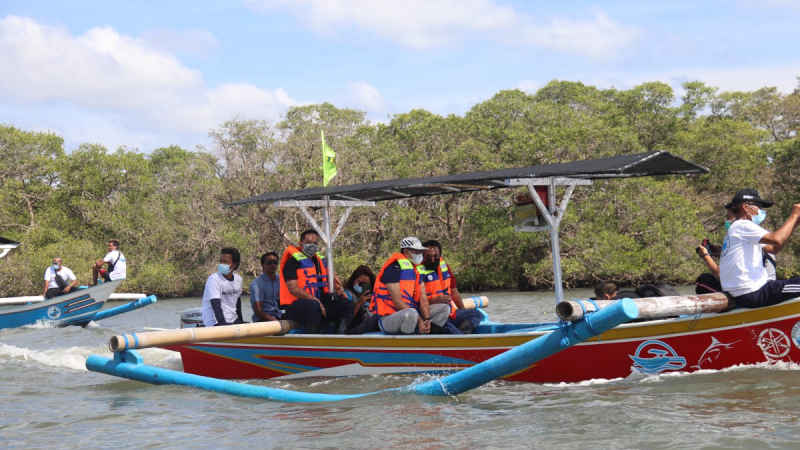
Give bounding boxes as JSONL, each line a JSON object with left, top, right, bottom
{"left": 410, "top": 253, "right": 423, "bottom": 265}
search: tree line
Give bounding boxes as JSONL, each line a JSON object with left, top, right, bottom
{"left": 1, "top": 79, "right": 799, "bottom": 297}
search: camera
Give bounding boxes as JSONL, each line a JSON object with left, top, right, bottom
{"left": 357, "top": 282, "right": 372, "bottom": 297}
{"left": 696, "top": 239, "right": 722, "bottom": 257}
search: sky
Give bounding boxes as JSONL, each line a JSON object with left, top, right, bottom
{"left": 1, "top": 0, "right": 799, "bottom": 153}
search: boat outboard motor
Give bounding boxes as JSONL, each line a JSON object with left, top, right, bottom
{"left": 180, "top": 307, "right": 204, "bottom": 328}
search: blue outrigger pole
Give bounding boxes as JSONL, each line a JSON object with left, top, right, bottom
{"left": 86, "top": 298, "right": 638, "bottom": 402}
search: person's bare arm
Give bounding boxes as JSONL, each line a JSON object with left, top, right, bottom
{"left": 760, "top": 203, "right": 800, "bottom": 250}
{"left": 451, "top": 286, "right": 466, "bottom": 310}
{"left": 286, "top": 279, "right": 326, "bottom": 317}
{"left": 386, "top": 282, "right": 408, "bottom": 311}
{"left": 42, "top": 280, "right": 49, "bottom": 297}
{"left": 698, "top": 248, "right": 720, "bottom": 278}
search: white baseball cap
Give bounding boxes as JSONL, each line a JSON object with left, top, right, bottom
{"left": 400, "top": 236, "right": 427, "bottom": 251}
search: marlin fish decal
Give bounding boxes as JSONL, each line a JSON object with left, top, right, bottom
{"left": 692, "top": 337, "right": 739, "bottom": 369}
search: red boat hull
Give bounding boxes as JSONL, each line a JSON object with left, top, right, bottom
{"left": 167, "top": 298, "right": 800, "bottom": 383}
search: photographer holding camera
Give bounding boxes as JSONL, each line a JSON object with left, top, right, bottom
{"left": 343, "top": 265, "right": 379, "bottom": 334}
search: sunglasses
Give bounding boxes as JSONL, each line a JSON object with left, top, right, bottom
{"left": 265, "top": 260, "right": 279, "bottom": 265}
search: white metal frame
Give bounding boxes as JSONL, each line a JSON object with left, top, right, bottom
{"left": 506, "top": 177, "right": 592, "bottom": 303}
{"left": 274, "top": 197, "right": 375, "bottom": 288}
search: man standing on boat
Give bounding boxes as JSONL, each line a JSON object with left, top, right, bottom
{"left": 719, "top": 189, "right": 800, "bottom": 308}
{"left": 92, "top": 239, "right": 126, "bottom": 284}
{"left": 279, "top": 230, "right": 350, "bottom": 331}
{"left": 370, "top": 237, "right": 450, "bottom": 334}
{"left": 201, "top": 247, "right": 244, "bottom": 326}
{"left": 42, "top": 257, "right": 79, "bottom": 298}
{"left": 420, "top": 239, "right": 481, "bottom": 334}
{"left": 250, "top": 252, "right": 281, "bottom": 322}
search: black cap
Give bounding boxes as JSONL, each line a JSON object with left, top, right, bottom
{"left": 725, "top": 189, "right": 773, "bottom": 209}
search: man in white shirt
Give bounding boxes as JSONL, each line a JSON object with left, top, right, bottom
{"left": 719, "top": 189, "right": 800, "bottom": 307}
{"left": 201, "top": 247, "right": 244, "bottom": 326}
{"left": 92, "top": 239, "right": 126, "bottom": 284}
{"left": 42, "top": 257, "right": 79, "bottom": 298}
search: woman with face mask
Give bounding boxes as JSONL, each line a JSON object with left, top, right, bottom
{"left": 718, "top": 189, "right": 800, "bottom": 308}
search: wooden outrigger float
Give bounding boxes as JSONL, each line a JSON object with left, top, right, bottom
{"left": 87, "top": 151, "right": 800, "bottom": 399}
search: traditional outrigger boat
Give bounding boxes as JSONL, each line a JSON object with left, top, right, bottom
{"left": 0, "top": 237, "right": 156, "bottom": 329}
{"left": 88, "top": 151, "right": 800, "bottom": 391}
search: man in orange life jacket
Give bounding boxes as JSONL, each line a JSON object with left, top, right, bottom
{"left": 420, "top": 240, "right": 482, "bottom": 334}
{"left": 370, "top": 237, "right": 450, "bottom": 334}
{"left": 279, "top": 229, "right": 350, "bottom": 331}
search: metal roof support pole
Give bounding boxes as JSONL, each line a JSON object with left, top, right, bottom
{"left": 507, "top": 177, "right": 591, "bottom": 303}
{"left": 323, "top": 196, "right": 335, "bottom": 291}
{"left": 274, "top": 199, "right": 375, "bottom": 287}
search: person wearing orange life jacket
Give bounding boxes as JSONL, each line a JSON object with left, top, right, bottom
{"left": 370, "top": 237, "right": 450, "bottom": 334}
{"left": 420, "top": 239, "right": 482, "bottom": 334}
{"left": 279, "top": 229, "right": 350, "bottom": 331}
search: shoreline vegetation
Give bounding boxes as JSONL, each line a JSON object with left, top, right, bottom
{"left": 2, "top": 80, "right": 799, "bottom": 298}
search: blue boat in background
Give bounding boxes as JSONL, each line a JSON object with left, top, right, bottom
{"left": 0, "top": 280, "right": 123, "bottom": 329}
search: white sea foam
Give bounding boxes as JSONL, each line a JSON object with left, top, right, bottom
{"left": 0, "top": 341, "right": 184, "bottom": 372}
{"left": 0, "top": 342, "right": 100, "bottom": 371}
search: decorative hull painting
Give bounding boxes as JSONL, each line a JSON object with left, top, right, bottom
{"left": 167, "top": 298, "right": 800, "bottom": 383}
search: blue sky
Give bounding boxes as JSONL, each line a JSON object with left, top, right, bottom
{"left": 1, "top": 1, "right": 799, "bottom": 153}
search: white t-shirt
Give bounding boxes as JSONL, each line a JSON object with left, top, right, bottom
{"left": 201, "top": 272, "right": 243, "bottom": 326}
{"left": 104, "top": 250, "right": 127, "bottom": 280}
{"left": 44, "top": 266, "right": 77, "bottom": 289}
{"left": 720, "top": 220, "right": 769, "bottom": 296}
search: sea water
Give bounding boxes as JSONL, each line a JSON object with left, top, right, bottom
{"left": 1, "top": 289, "right": 798, "bottom": 449}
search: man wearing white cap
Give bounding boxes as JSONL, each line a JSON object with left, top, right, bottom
{"left": 369, "top": 237, "right": 451, "bottom": 334}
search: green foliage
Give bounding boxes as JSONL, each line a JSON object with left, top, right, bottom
{"left": 2, "top": 78, "right": 800, "bottom": 296}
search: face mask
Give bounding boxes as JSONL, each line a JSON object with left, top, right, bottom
{"left": 302, "top": 243, "right": 319, "bottom": 257}
{"left": 52, "top": 264, "right": 60, "bottom": 271}
{"left": 410, "top": 253, "right": 424, "bottom": 265}
{"left": 217, "top": 263, "right": 231, "bottom": 276}
{"left": 751, "top": 208, "right": 766, "bottom": 225}
{"left": 724, "top": 220, "right": 732, "bottom": 231}
{"left": 353, "top": 284, "right": 363, "bottom": 294}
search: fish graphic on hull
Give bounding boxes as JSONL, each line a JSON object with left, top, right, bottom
{"left": 629, "top": 339, "right": 687, "bottom": 374}
{"left": 692, "top": 337, "right": 739, "bottom": 369}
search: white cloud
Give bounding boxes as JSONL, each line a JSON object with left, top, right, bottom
{"left": 346, "top": 81, "right": 386, "bottom": 114}
{"left": 140, "top": 28, "right": 220, "bottom": 57}
{"left": 0, "top": 15, "right": 296, "bottom": 150}
{"left": 246, "top": 0, "right": 639, "bottom": 58}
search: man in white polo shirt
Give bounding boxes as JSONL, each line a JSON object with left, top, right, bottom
{"left": 201, "top": 247, "right": 244, "bottom": 326}
{"left": 720, "top": 189, "right": 800, "bottom": 307}
{"left": 42, "top": 257, "right": 79, "bottom": 298}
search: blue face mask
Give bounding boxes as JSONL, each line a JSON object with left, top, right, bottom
{"left": 52, "top": 264, "right": 60, "bottom": 271}
{"left": 353, "top": 284, "right": 363, "bottom": 294}
{"left": 217, "top": 263, "right": 231, "bottom": 276}
{"left": 724, "top": 220, "right": 732, "bottom": 231}
{"left": 751, "top": 208, "right": 767, "bottom": 225}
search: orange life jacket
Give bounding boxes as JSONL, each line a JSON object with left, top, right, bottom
{"left": 369, "top": 252, "right": 421, "bottom": 317}
{"left": 418, "top": 258, "right": 457, "bottom": 319}
{"left": 279, "top": 245, "right": 329, "bottom": 306}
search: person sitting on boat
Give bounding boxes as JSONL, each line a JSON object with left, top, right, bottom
{"left": 201, "top": 247, "right": 244, "bottom": 326}
{"left": 91, "top": 239, "right": 126, "bottom": 285}
{"left": 420, "top": 239, "right": 481, "bottom": 334}
{"left": 593, "top": 281, "right": 618, "bottom": 300}
{"left": 250, "top": 252, "right": 281, "bottom": 322}
{"left": 279, "top": 229, "right": 350, "bottom": 331}
{"left": 719, "top": 189, "right": 800, "bottom": 308}
{"left": 370, "top": 237, "right": 449, "bottom": 334}
{"left": 42, "top": 257, "right": 79, "bottom": 298}
{"left": 697, "top": 207, "right": 777, "bottom": 294}
{"left": 342, "top": 265, "right": 380, "bottom": 334}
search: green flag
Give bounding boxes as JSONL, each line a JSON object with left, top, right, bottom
{"left": 321, "top": 130, "right": 337, "bottom": 186}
